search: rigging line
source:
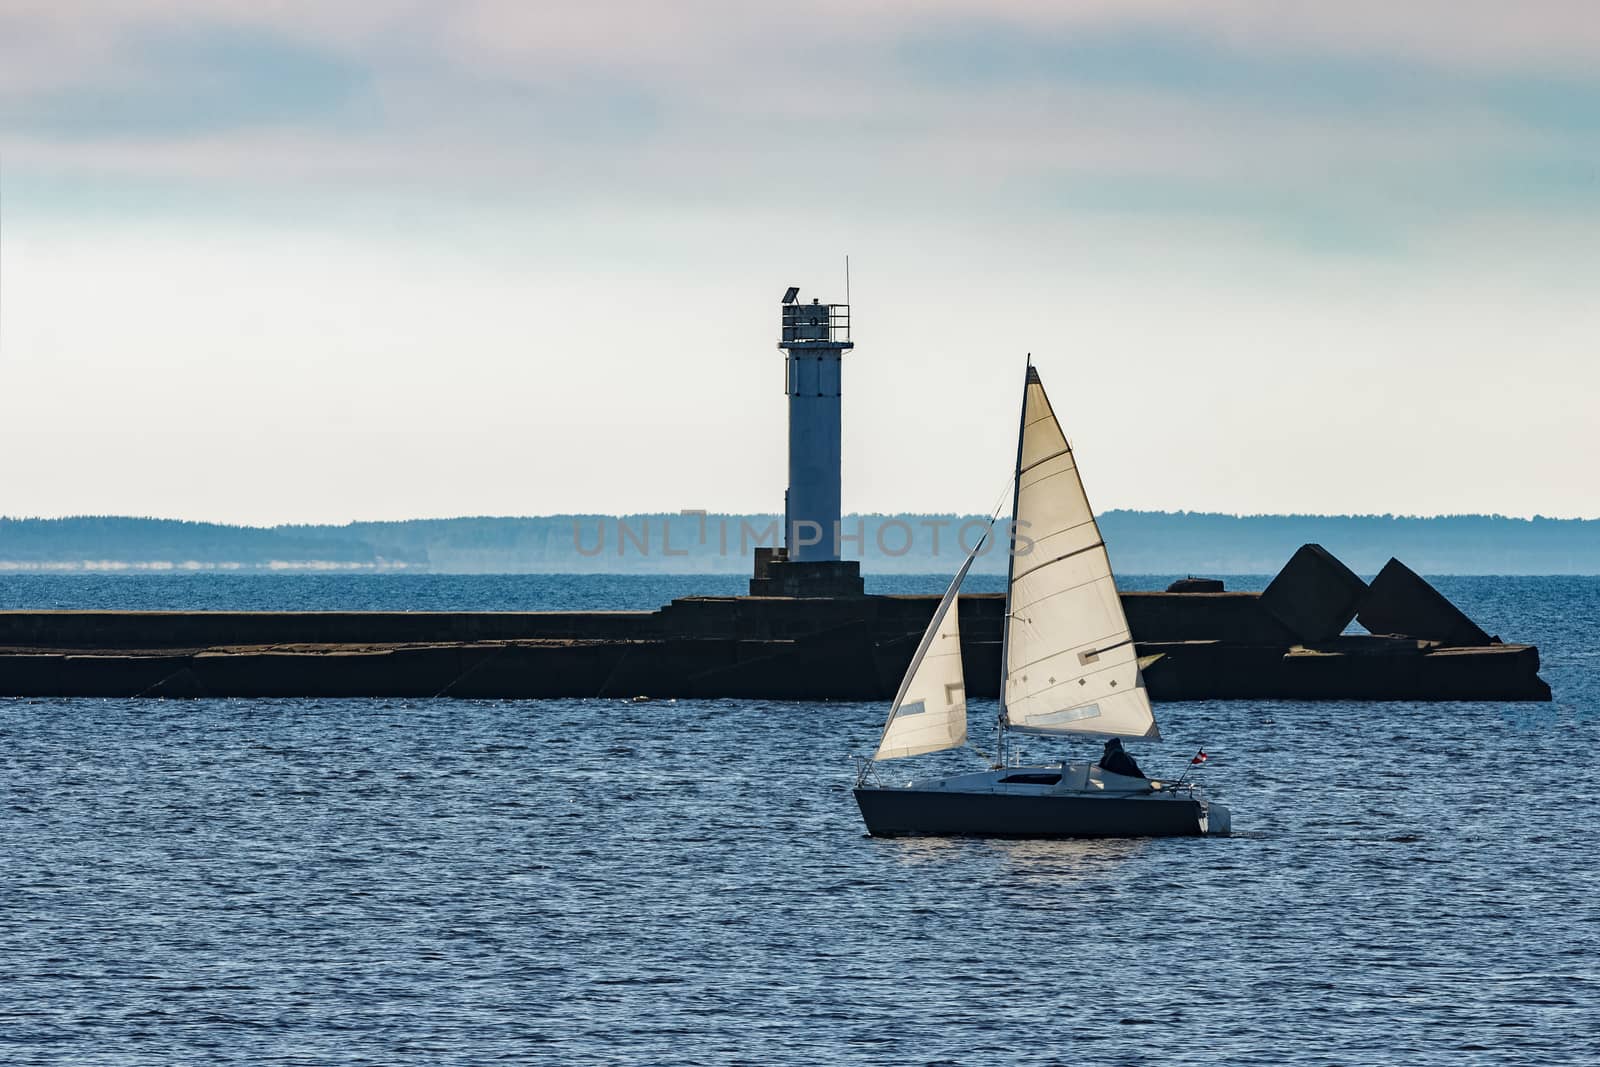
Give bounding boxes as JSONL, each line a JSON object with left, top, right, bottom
{"left": 992, "top": 356, "right": 1030, "bottom": 758}
{"left": 1171, "top": 745, "right": 1207, "bottom": 789}
{"left": 134, "top": 658, "right": 198, "bottom": 699}
{"left": 871, "top": 480, "right": 1013, "bottom": 758}
{"left": 434, "top": 641, "right": 510, "bottom": 699}
{"left": 983, "top": 471, "right": 1016, "bottom": 529}
{"left": 998, "top": 356, "right": 1031, "bottom": 761}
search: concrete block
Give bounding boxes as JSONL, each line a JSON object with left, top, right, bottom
{"left": 1418, "top": 645, "right": 1549, "bottom": 700}
{"left": 448, "top": 641, "right": 623, "bottom": 698}
{"left": 1258, "top": 544, "right": 1368, "bottom": 643}
{"left": 1278, "top": 645, "right": 1417, "bottom": 700}
{"left": 1121, "top": 592, "right": 1293, "bottom": 644}
{"left": 60, "top": 654, "right": 186, "bottom": 697}
{"left": 597, "top": 639, "right": 719, "bottom": 698}
{"left": 751, "top": 546, "right": 785, "bottom": 581}
{"left": 685, "top": 621, "right": 884, "bottom": 699}
{"left": 1166, "top": 577, "right": 1225, "bottom": 593}
{"left": 1357, "top": 558, "right": 1493, "bottom": 646}
{"left": 1139, "top": 642, "right": 1289, "bottom": 700}
{"left": 748, "top": 558, "right": 864, "bottom": 597}
{"left": 0, "top": 655, "right": 63, "bottom": 696}
{"left": 1277, "top": 642, "right": 1549, "bottom": 701}
{"left": 189, "top": 647, "right": 457, "bottom": 698}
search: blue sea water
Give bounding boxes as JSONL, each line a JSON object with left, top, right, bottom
{"left": 0, "top": 571, "right": 1033, "bottom": 612}
{"left": 1, "top": 574, "right": 1597, "bottom": 1065}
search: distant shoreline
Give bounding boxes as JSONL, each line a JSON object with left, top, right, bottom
{"left": 3, "top": 511, "right": 1598, "bottom": 576}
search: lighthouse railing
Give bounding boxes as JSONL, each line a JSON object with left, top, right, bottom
{"left": 780, "top": 303, "right": 851, "bottom": 345}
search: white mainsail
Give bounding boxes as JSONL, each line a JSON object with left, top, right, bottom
{"left": 872, "top": 535, "right": 988, "bottom": 761}
{"left": 1001, "top": 365, "right": 1159, "bottom": 740}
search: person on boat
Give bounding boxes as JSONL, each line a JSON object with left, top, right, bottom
{"left": 1097, "top": 737, "right": 1146, "bottom": 779}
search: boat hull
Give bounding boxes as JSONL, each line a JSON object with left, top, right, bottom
{"left": 854, "top": 786, "right": 1214, "bottom": 838}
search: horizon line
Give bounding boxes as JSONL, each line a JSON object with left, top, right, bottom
{"left": 5, "top": 509, "right": 1600, "bottom": 526}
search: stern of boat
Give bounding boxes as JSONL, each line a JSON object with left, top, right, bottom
{"left": 1200, "top": 799, "right": 1232, "bottom": 837}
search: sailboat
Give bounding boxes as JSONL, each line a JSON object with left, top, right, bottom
{"left": 853, "top": 362, "right": 1231, "bottom": 838}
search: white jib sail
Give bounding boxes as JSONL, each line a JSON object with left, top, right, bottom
{"left": 1002, "top": 366, "right": 1160, "bottom": 740}
{"left": 872, "top": 537, "right": 985, "bottom": 761}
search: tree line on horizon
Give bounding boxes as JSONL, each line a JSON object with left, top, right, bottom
{"left": 1, "top": 512, "right": 1597, "bottom": 574}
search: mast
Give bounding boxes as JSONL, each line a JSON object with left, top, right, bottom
{"left": 995, "top": 355, "right": 1031, "bottom": 764}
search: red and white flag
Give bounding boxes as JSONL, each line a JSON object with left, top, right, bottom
{"left": 1191, "top": 750, "right": 1208, "bottom": 765}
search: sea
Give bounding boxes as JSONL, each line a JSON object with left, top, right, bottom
{"left": 1, "top": 573, "right": 1596, "bottom": 1066}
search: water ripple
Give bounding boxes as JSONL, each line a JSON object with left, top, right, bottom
{"left": 0, "top": 576, "right": 1596, "bottom": 1064}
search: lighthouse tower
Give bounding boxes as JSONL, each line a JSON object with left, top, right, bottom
{"left": 748, "top": 286, "right": 865, "bottom": 597}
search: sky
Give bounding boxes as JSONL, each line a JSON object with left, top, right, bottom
{"left": 1, "top": 1, "right": 1597, "bottom": 524}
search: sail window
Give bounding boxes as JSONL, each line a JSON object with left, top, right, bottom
{"left": 1027, "top": 704, "right": 1102, "bottom": 726}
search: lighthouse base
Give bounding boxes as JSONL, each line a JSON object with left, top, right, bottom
{"left": 748, "top": 549, "right": 864, "bottom": 597}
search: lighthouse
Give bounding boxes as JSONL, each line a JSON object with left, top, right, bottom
{"left": 748, "top": 286, "right": 865, "bottom": 596}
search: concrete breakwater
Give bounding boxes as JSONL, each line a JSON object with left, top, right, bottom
{"left": 0, "top": 571, "right": 1551, "bottom": 701}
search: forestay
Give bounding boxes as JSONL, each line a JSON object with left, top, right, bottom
{"left": 1001, "top": 366, "right": 1160, "bottom": 740}
{"left": 872, "top": 533, "right": 987, "bottom": 760}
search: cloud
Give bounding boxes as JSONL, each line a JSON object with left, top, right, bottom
{"left": 1, "top": 1, "right": 1597, "bottom": 258}
{"left": 2, "top": 4, "right": 1596, "bottom": 523}
{"left": 4, "top": 23, "right": 369, "bottom": 138}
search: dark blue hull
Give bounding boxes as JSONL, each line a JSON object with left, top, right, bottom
{"left": 854, "top": 786, "right": 1207, "bottom": 838}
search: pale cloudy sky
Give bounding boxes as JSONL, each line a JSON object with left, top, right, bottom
{"left": 2, "top": 1, "right": 1596, "bottom": 523}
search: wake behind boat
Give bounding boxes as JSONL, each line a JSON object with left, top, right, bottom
{"left": 853, "top": 361, "right": 1231, "bottom": 838}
